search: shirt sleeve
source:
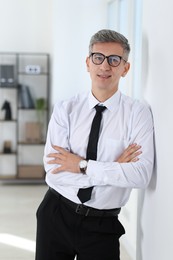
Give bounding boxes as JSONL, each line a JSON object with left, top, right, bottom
{"left": 44, "top": 100, "right": 95, "bottom": 188}
{"left": 86, "top": 103, "right": 154, "bottom": 189}
{"left": 43, "top": 102, "right": 70, "bottom": 173}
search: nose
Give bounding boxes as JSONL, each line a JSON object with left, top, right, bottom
{"left": 100, "top": 57, "right": 111, "bottom": 70}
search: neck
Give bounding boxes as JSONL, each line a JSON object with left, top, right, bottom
{"left": 91, "top": 88, "right": 118, "bottom": 102}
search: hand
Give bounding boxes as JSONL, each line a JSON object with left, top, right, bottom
{"left": 116, "top": 143, "right": 142, "bottom": 163}
{"left": 47, "top": 145, "right": 83, "bottom": 174}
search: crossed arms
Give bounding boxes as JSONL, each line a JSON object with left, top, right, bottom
{"left": 47, "top": 143, "right": 142, "bottom": 174}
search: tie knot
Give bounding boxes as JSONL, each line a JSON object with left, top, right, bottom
{"left": 95, "top": 104, "right": 106, "bottom": 113}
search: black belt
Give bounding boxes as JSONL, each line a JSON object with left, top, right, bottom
{"left": 49, "top": 188, "right": 121, "bottom": 217}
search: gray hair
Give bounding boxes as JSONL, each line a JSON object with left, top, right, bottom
{"left": 89, "top": 29, "right": 130, "bottom": 60}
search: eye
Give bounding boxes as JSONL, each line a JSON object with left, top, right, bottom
{"left": 92, "top": 53, "right": 104, "bottom": 64}
{"left": 109, "top": 55, "right": 121, "bottom": 66}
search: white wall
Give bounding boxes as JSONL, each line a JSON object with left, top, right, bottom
{"left": 51, "top": 0, "right": 107, "bottom": 104}
{"left": 0, "top": 0, "right": 53, "bottom": 52}
{"left": 137, "top": 1, "right": 173, "bottom": 259}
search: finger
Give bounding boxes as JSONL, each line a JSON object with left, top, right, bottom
{"left": 47, "top": 159, "right": 59, "bottom": 164}
{"left": 131, "top": 150, "right": 142, "bottom": 159}
{"left": 47, "top": 152, "right": 67, "bottom": 164}
{"left": 131, "top": 150, "right": 142, "bottom": 162}
{"left": 47, "top": 152, "right": 66, "bottom": 162}
{"left": 125, "top": 145, "right": 141, "bottom": 158}
{"left": 127, "top": 144, "right": 141, "bottom": 152}
{"left": 116, "top": 144, "right": 142, "bottom": 163}
{"left": 51, "top": 166, "right": 64, "bottom": 174}
{"left": 47, "top": 152, "right": 60, "bottom": 158}
{"left": 129, "top": 151, "right": 142, "bottom": 162}
{"left": 129, "top": 145, "right": 141, "bottom": 153}
{"left": 125, "top": 143, "right": 138, "bottom": 152}
{"left": 121, "top": 144, "right": 138, "bottom": 158}
{"left": 52, "top": 145, "right": 68, "bottom": 154}
{"left": 122, "top": 150, "right": 142, "bottom": 163}
{"left": 131, "top": 157, "right": 139, "bottom": 162}
{"left": 134, "top": 151, "right": 142, "bottom": 156}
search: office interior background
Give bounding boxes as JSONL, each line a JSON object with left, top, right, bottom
{"left": 0, "top": 0, "right": 172, "bottom": 259}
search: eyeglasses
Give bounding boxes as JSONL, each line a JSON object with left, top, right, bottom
{"left": 90, "top": 52, "right": 127, "bottom": 67}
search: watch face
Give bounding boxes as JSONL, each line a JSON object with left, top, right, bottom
{"left": 80, "top": 160, "right": 87, "bottom": 168}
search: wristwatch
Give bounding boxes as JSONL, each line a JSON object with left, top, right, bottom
{"left": 79, "top": 160, "right": 88, "bottom": 174}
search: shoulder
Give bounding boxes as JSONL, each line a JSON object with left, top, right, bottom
{"left": 53, "top": 91, "right": 89, "bottom": 115}
{"left": 120, "top": 92, "right": 152, "bottom": 116}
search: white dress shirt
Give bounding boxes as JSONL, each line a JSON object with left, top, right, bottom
{"left": 44, "top": 90, "right": 154, "bottom": 209}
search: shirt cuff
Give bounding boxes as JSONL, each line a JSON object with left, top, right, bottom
{"left": 86, "top": 160, "right": 122, "bottom": 185}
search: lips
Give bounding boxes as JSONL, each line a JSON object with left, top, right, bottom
{"left": 98, "top": 74, "right": 111, "bottom": 79}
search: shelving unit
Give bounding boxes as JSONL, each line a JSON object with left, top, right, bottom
{"left": 0, "top": 52, "right": 50, "bottom": 182}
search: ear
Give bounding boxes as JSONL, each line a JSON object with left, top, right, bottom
{"left": 121, "top": 62, "right": 130, "bottom": 77}
{"left": 86, "top": 56, "right": 90, "bottom": 72}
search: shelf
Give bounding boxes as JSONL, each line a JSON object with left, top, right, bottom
{"left": 0, "top": 120, "right": 17, "bottom": 122}
{"left": 0, "top": 178, "right": 45, "bottom": 184}
{"left": 0, "top": 52, "right": 49, "bottom": 182}
{"left": 0, "top": 152, "right": 17, "bottom": 155}
{"left": 18, "top": 107, "right": 36, "bottom": 110}
{"left": 18, "top": 72, "right": 48, "bottom": 76}
{"left": 18, "top": 164, "right": 45, "bottom": 179}
{"left": 18, "top": 108, "right": 48, "bottom": 111}
{"left": 0, "top": 85, "right": 18, "bottom": 89}
{"left": 18, "top": 142, "right": 45, "bottom": 145}
{"left": 0, "top": 175, "right": 45, "bottom": 184}
{"left": 0, "top": 175, "right": 16, "bottom": 180}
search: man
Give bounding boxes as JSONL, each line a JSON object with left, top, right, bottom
{"left": 35, "top": 29, "right": 154, "bottom": 260}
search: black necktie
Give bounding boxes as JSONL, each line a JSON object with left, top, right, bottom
{"left": 77, "top": 105, "right": 106, "bottom": 203}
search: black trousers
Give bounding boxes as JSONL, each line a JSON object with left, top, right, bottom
{"left": 35, "top": 189, "right": 125, "bottom": 260}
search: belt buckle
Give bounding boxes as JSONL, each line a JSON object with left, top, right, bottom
{"left": 75, "top": 204, "right": 90, "bottom": 216}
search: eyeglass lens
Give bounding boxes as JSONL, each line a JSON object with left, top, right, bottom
{"left": 92, "top": 53, "right": 121, "bottom": 67}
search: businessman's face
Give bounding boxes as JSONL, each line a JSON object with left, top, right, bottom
{"left": 86, "top": 42, "right": 130, "bottom": 101}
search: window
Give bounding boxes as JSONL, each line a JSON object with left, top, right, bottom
{"left": 107, "top": 0, "right": 143, "bottom": 99}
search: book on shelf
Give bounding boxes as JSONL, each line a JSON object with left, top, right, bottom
{"left": 18, "top": 84, "right": 35, "bottom": 109}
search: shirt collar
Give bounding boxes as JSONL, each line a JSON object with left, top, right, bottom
{"left": 88, "top": 90, "right": 121, "bottom": 112}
